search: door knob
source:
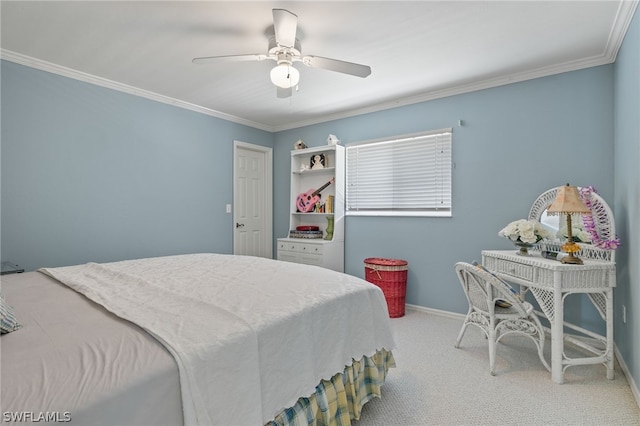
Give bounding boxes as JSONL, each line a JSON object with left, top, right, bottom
{"left": 236, "top": 223, "right": 245, "bottom": 228}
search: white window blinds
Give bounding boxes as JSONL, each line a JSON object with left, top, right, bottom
{"left": 346, "top": 129, "right": 452, "bottom": 217}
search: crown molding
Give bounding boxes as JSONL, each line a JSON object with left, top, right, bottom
{"left": 606, "top": 0, "right": 640, "bottom": 63}
{"left": 0, "top": 46, "right": 622, "bottom": 134}
{"left": 0, "top": 49, "right": 275, "bottom": 132}
{"left": 2, "top": 0, "right": 636, "bottom": 134}
{"left": 269, "top": 0, "right": 640, "bottom": 132}
{"left": 270, "top": 52, "right": 617, "bottom": 132}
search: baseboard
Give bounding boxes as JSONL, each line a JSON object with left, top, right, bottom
{"left": 406, "top": 303, "right": 640, "bottom": 410}
{"left": 405, "top": 303, "right": 465, "bottom": 320}
{"left": 615, "top": 344, "right": 640, "bottom": 409}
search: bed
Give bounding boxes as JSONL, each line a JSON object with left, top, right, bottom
{"left": 0, "top": 253, "right": 395, "bottom": 425}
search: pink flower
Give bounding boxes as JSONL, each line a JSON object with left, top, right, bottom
{"left": 579, "top": 186, "right": 621, "bottom": 250}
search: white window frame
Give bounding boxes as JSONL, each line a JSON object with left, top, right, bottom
{"left": 345, "top": 128, "right": 452, "bottom": 217}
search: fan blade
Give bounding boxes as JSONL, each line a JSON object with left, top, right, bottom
{"left": 192, "top": 54, "right": 267, "bottom": 64}
{"left": 302, "top": 56, "right": 371, "bottom": 78}
{"left": 273, "top": 9, "right": 297, "bottom": 48}
{"left": 277, "top": 86, "right": 293, "bottom": 98}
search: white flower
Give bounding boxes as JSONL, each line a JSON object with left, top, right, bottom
{"left": 499, "top": 219, "right": 552, "bottom": 244}
{"left": 556, "top": 217, "right": 591, "bottom": 243}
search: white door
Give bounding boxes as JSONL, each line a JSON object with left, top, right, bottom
{"left": 233, "top": 141, "right": 273, "bottom": 258}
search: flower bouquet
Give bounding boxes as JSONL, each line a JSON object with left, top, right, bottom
{"left": 499, "top": 219, "right": 552, "bottom": 255}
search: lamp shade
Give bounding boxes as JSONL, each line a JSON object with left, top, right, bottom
{"left": 547, "top": 184, "right": 591, "bottom": 215}
{"left": 270, "top": 64, "right": 300, "bottom": 88}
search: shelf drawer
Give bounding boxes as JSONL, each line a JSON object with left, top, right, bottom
{"left": 298, "top": 253, "right": 324, "bottom": 266}
{"left": 277, "top": 252, "right": 299, "bottom": 263}
{"left": 298, "top": 243, "right": 323, "bottom": 254}
{"left": 277, "top": 240, "right": 324, "bottom": 267}
{"left": 281, "top": 242, "right": 323, "bottom": 254}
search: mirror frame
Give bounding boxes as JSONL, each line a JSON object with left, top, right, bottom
{"left": 528, "top": 186, "right": 616, "bottom": 262}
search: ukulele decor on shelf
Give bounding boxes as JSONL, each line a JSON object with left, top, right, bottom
{"left": 296, "top": 178, "right": 334, "bottom": 212}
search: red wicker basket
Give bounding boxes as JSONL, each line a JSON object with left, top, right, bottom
{"left": 364, "top": 258, "right": 408, "bottom": 318}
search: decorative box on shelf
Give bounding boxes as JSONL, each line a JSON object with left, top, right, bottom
{"left": 288, "top": 226, "right": 323, "bottom": 239}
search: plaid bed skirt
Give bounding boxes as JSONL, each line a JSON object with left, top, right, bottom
{"left": 267, "top": 349, "right": 395, "bottom": 426}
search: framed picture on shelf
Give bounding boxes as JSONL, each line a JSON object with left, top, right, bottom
{"left": 310, "top": 154, "right": 326, "bottom": 169}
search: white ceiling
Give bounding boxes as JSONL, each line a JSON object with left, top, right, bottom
{"left": 1, "top": 1, "right": 637, "bottom": 132}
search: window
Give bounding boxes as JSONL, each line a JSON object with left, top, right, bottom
{"left": 346, "top": 128, "right": 452, "bottom": 217}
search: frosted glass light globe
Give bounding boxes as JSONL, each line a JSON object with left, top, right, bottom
{"left": 270, "top": 64, "right": 300, "bottom": 88}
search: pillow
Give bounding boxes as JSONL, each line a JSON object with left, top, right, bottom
{"left": 0, "top": 294, "right": 22, "bottom": 334}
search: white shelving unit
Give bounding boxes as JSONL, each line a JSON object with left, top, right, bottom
{"left": 277, "top": 145, "right": 345, "bottom": 272}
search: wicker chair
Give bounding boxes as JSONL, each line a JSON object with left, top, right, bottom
{"left": 454, "top": 262, "right": 551, "bottom": 375}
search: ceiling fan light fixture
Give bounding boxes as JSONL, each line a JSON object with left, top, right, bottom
{"left": 193, "top": 8, "right": 371, "bottom": 98}
{"left": 270, "top": 63, "right": 300, "bottom": 88}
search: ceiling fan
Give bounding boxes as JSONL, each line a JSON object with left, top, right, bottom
{"left": 192, "top": 8, "right": 372, "bottom": 98}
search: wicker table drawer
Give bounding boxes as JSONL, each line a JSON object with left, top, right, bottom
{"left": 490, "top": 258, "right": 534, "bottom": 283}
{"left": 482, "top": 250, "right": 615, "bottom": 291}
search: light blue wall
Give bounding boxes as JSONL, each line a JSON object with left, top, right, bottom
{"left": 2, "top": 32, "right": 634, "bottom": 392}
{"left": 275, "top": 66, "right": 615, "bottom": 329}
{"left": 614, "top": 8, "right": 640, "bottom": 397}
{"left": 1, "top": 61, "right": 273, "bottom": 271}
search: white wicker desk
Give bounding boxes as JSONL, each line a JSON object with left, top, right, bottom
{"left": 482, "top": 250, "right": 616, "bottom": 384}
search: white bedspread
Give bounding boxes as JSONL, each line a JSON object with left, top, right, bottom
{"left": 40, "top": 253, "right": 395, "bottom": 425}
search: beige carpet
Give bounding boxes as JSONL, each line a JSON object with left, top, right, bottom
{"left": 357, "top": 309, "right": 640, "bottom": 425}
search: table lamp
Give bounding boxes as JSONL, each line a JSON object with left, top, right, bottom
{"left": 546, "top": 183, "right": 592, "bottom": 264}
